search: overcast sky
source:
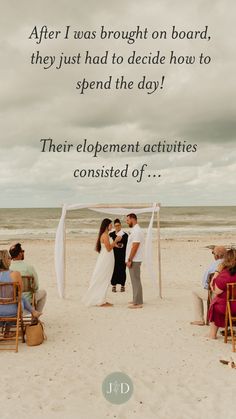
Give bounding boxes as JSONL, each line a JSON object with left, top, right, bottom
{"left": 0, "top": 0, "right": 235, "bottom": 207}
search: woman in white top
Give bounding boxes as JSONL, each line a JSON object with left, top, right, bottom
{"left": 82, "top": 218, "right": 121, "bottom": 307}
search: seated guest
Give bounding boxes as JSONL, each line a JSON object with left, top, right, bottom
{"left": 191, "top": 246, "right": 226, "bottom": 326}
{"left": 109, "top": 219, "right": 128, "bottom": 292}
{"left": 9, "top": 243, "right": 47, "bottom": 312}
{"left": 0, "top": 249, "right": 42, "bottom": 323}
{"left": 208, "top": 248, "right": 236, "bottom": 339}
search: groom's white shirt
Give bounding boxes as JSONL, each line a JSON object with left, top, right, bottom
{"left": 125, "top": 224, "right": 144, "bottom": 262}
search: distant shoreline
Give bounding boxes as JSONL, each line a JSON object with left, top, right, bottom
{"left": 0, "top": 206, "right": 235, "bottom": 242}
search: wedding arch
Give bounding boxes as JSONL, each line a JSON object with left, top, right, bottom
{"left": 54, "top": 203, "right": 162, "bottom": 299}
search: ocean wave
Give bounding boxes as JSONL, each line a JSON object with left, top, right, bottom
{"left": 0, "top": 225, "right": 236, "bottom": 241}
{"left": 0, "top": 206, "right": 236, "bottom": 241}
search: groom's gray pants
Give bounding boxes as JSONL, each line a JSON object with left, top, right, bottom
{"left": 129, "top": 262, "right": 143, "bottom": 304}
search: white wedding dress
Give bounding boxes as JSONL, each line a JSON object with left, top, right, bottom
{"left": 82, "top": 240, "right": 114, "bottom": 306}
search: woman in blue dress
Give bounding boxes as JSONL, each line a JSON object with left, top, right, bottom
{"left": 0, "top": 249, "right": 42, "bottom": 335}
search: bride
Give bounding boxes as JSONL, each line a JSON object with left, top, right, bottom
{"left": 82, "top": 218, "right": 121, "bottom": 307}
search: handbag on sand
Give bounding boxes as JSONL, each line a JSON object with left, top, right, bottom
{"left": 25, "top": 320, "right": 46, "bottom": 346}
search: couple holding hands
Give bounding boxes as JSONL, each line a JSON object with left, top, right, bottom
{"left": 83, "top": 213, "right": 144, "bottom": 309}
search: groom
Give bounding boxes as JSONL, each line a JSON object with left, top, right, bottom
{"left": 126, "top": 213, "right": 144, "bottom": 309}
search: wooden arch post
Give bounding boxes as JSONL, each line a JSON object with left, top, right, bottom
{"left": 157, "top": 203, "right": 162, "bottom": 298}
{"left": 63, "top": 217, "right": 66, "bottom": 298}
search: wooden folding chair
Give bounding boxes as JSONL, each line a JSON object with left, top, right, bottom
{"left": 0, "top": 282, "right": 25, "bottom": 352}
{"left": 21, "top": 275, "right": 35, "bottom": 323}
{"left": 224, "top": 283, "right": 236, "bottom": 352}
{"left": 206, "top": 273, "right": 214, "bottom": 325}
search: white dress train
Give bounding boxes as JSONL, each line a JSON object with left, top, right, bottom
{"left": 82, "top": 242, "right": 114, "bottom": 306}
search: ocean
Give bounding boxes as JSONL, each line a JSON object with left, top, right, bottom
{"left": 0, "top": 206, "right": 236, "bottom": 242}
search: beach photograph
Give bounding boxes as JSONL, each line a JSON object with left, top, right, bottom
{"left": 1, "top": 0, "right": 236, "bottom": 418}
{"left": 0, "top": 206, "right": 236, "bottom": 419}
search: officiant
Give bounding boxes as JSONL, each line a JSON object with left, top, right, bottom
{"left": 109, "top": 219, "right": 128, "bottom": 292}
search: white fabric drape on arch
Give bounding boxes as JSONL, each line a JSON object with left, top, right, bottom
{"left": 55, "top": 203, "right": 160, "bottom": 298}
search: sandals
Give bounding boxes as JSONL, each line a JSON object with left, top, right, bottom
{"left": 112, "top": 285, "right": 125, "bottom": 292}
{"left": 190, "top": 321, "right": 205, "bottom": 326}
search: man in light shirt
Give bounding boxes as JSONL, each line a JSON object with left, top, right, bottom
{"left": 9, "top": 243, "right": 47, "bottom": 312}
{"left": 191, "top": 245, "right": 226, "bottom": 326}
{"left": 126, "top": 213, "right": 145, "bottom": 309}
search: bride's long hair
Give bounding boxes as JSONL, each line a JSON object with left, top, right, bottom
{"left": 96, "top": 218, "right": 112, "bottom": 253}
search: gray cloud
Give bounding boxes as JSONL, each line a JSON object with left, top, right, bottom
{"left": 0, "top": 0, "right": 236, "bottom": 206}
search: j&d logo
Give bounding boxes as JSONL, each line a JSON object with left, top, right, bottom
{"left": 102, "top": 372, "right": 133, "bottom": 404}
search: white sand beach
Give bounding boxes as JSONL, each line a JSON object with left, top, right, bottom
{"left": 1, "top": 234, "right": 236, "bottom": 419}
